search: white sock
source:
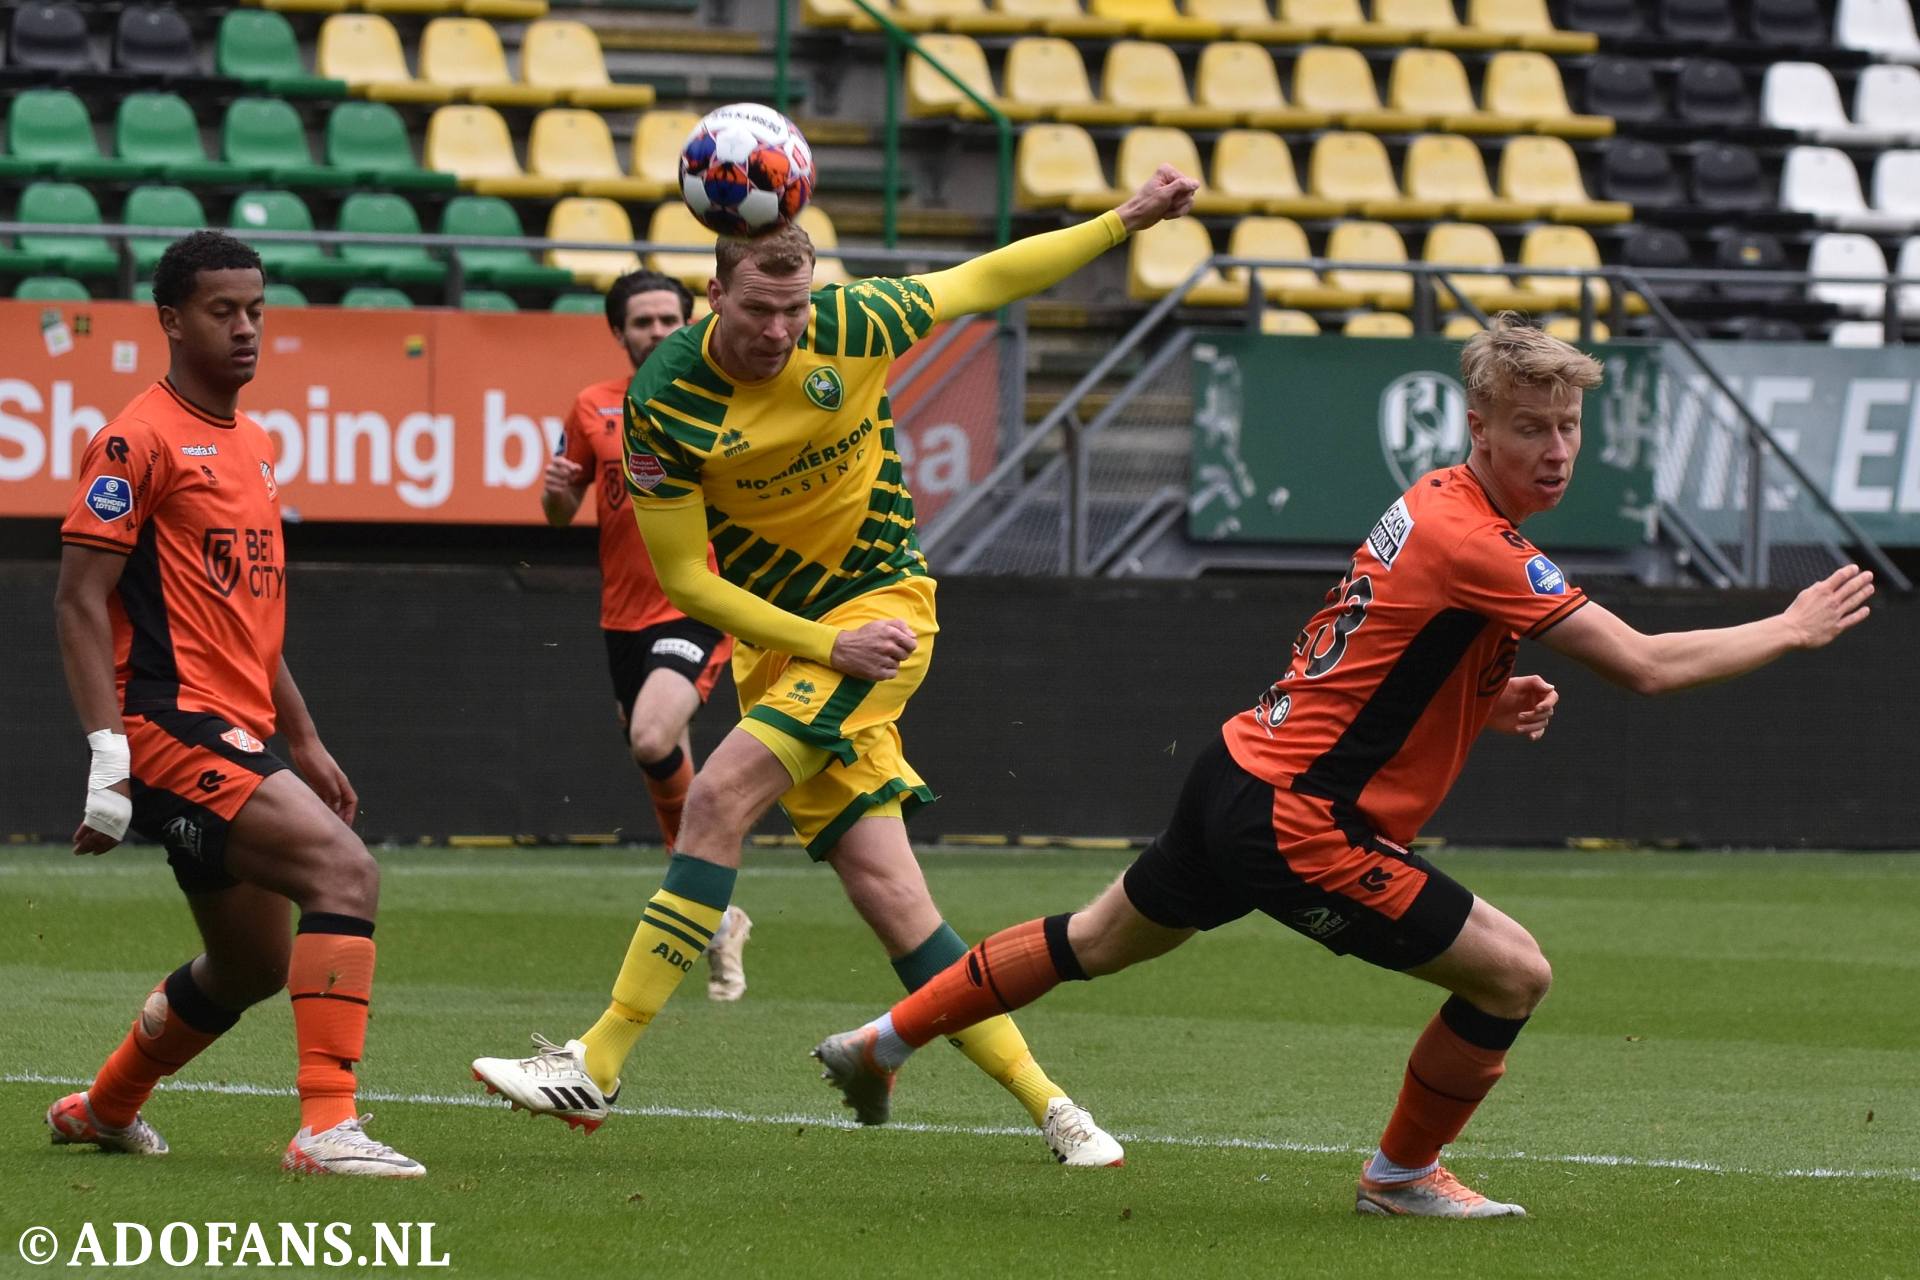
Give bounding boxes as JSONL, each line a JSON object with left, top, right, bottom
{"left": 864, "top": 1012, "right": 914, "bottom": 1070}
{"left": 1365, "top": 1149, "right": 1439, "bottom": 1184}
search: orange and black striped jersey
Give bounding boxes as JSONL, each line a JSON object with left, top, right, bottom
{"left": 59, "top": 380, "right": 286, "bottom": 738}
{"left": 1222, "top": 465, "right": 1588, "bottom": 845}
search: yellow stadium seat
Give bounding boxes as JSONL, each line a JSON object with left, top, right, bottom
{"left": 1467, "top": 0, "right": 1596, "bottom": 53}
{"left": 1421, "top": 221, "right": 1548, "bottom": 310}
{"left": 464, "top": 0, "right": 548, "bottom": 18}
{"left": 548, "top": 197, "right": 640, "bottom": 289}
{"left": 1403, "top": 133, "right": 1540, "bottom": 220}
{"left": 1388, "top": 49, "right": 1528, "bottom": 134}
{"left": 317, "top": 14, "right": 455, "bottom": 103}
{"left": 1213, "top": 129, "right": 1346, "bottom": 218}
{"left": 425, "top": 105, "right": 566, "bottom": 196}
{"left": 1498, "top": 136, "right": 1631, "bottom": 223}
{"left": 1128, "top": 218, "right": 1248, "bottom": 304}
{"left": 1006, "top": 37, "right": 1136, "bottom": 124}
{"left": 996, "top": 0, "right": 1130, "bottom": 37}
{"left": 1543, "top": 316, "right": 1610, "bottom": 342}
{"left": 1195, "top": 43, "right": 1331, "bottom": 130}
{"left": 1443, "top": 313, "right": 1484, "bottom": 338}
{"left": 419, "top": 17, "right": 557, "bottom": 107}
{"left": 900, "top": 0, "right": 1034, "bottom": 32}
{"left": 261, "top": 0, "right": 350, "bottom": 12}
{"left": 1292, "top": 45, "right": 1425, "bottom": 132}
{"left": 1110, "top": 126, "right": 1255, "bottom": 214}
{"left": 1018, "top": 123, "right": 1121, "bottom": 208}
{"left": 1186, "top": 0, "right": 1315, "bottom": 44}
{"left": 911, "top": 33, "right": 1041, "bottom": 120}
{"left": 645, "top": 203, "right": 718, "bottom": 293}
{"left": 1483, "top": 51, "right": 1612, "bottom": 137}
{"left": 528, "top": 109, "right": 655, "bottom": 201}
{"left": 1103, "top": 41, "right": 1237, "bottom": 130}
{"left": 1260, "top": 307, "right": 1322, "bottom": 334}
{"left": 1229, "top": 216, "right": 1367, "bottom": 307}
{"left": 1279, "top": 0, "right": 1413, "bottom": 45}
{"left": 1345, "top": 311, "right": 1416, "bottom": 336}
{"left": 1519, "top": 224, "right": 1609, "bottom": 309}
{"left": 1088, "top": 0, "right": 1223, "bottom": 39}
{"left": 797, "top": 206, "right": 852, "bottom": 287}
{"left": 804, "top": 0, "right": 932, "bottom": 31}
{"left": 1326, "top": 219, "right": 1413, "bottom": 308}
{"left": 1308, "top": 132, "right": 1446, "bottom": 220}
{"left": 629, "top": 110, "right": 701, "bottom": 201}
{"left": 1375, "top": 0, "right": 1510, "bottom": 47}
{"left": 365, "top": 0, "right": 459, "bottom": 14}
{"left": 522, "top": 20, "right": 656, "bottom": 110}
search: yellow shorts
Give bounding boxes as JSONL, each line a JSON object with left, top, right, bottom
{"left": 734, "top": 575, "right": 939, "bottom": 860}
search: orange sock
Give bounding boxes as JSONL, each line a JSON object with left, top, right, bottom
{"left": 90, "top": 963, "right": 241, "bottom": 1128}
{"left": 288, "top": 915, "right": 376, "bottom": 1135}
{"left": 641, "top": 750, "right": 693, "bottom": 851}
{"left": 893, "top": 915, "right": 1087, "bottom": 1047}
{"left": 1378, "top": 997, "right": 1527, "bottom": 1168}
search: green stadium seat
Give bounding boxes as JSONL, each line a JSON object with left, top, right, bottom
{"left": 267, "top": 282, "right": 312, "bottom": 307}
{"left": 339, "top": 286, "right": 416, "bottom": 309}
{"left": 550, "top": 293, "right": 603, "bottom": 313}
{"left": 462, "top": 289, "right": 519, "bottom": 311}
{"left": 337, "top": 192, "right": 448, "bottom": 286}
{"left": 224, "top": 98, "right": 351, "bottom": 189}
{"left": 7, "top": 90, "right": 156, "bottom": 182}
{"left": 325, "top": 102, "right": 459, "bottom": 192}
{"left": 438, "top": 195, "right": 576, "bottom": 290}
{"left": 116, "top": 94, "right": 261, "bottom": 188}
{"left": 13, "top": 275, "right": 90, "bottom": 301}
{"left": 17, "top": 183, "right": 120, "bottom": 277}
{"left": 217, "top": 9, "right": 350, "bottom": 99}
{"left": 124, "top": 186, "right": 210, "bottom": 273}
{"left": 229, "top": 189, "right": 363, "bottom": 283}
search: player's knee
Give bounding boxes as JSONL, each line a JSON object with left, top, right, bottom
{"left": 627, "top": 720, "right": 678, "bottom": 767}
{"left": 309, "top": 835, "right": 380, "bottom": 917}
{"left": 1492, "top": 947, "right": 1552, "bottom": 1017}
{"left": 681, "top": 774, "right": 753, "bottom": 842}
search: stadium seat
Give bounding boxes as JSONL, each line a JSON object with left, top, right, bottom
{"left": 8, "top": 2, "right": 96, "bottom": 73}
{"left": 528, "top": 109, "right": 654, "bottom": 200}
{"left": 1087, "top": 0, "right": 1221, "bottom": 40}
{"left": 117, "top": 93, "right": 251, "bottom": 186}
{"left": 1781, "top": 146, "right": 1881, "bottom": 224}
{"left": 1017, "top": 123, "right": 1115, "bottom": 209}
{"left": 13, "top": 275, "right": 90, "bottom": 301}
{"left": 124, "top": 184, "right": 209, "bottom": 272}
{"left": 1466, "top": 0, "right": 1597, "bottom": 52}
{"left": 1326, "top": 219, "right": 1412, "bottom": 308}
{"left": 1292, "top": 45, "right": 1424, "bottom": 133}
{"left": 224, "top": 97, "right": 349, "bottom": 188}
{"left": 230, "top": 188, "right": 363, "bottom": 283}
{"left": 1563, "top": 0, "right": 1643, "bottom": 38}
{"left": 642, "top": 202, "right": 717, "bottom": 293}
{"left": 1193, "top": 43, "right": 1331, "bottom": 132}
{"left": 1835, "top": 0, "right": 1920, "bottom": 59}
{"left": 996, "top": 0, "right": 1130, "bottom": 38}
{"left": 366, "top": 1, "right": 462, "bottom": 13}
{"left": 326, "top": 101, "right": 458, "bottom": 190}
{"left": 337, "top": 191, "right": 448, "bottom": 286}
{"left": 1404, "top": 133, "right": 1538, "bottom": 221}
{"left": 1619, "top": 224, "right": 1700, "bottom": 299}
{"left": 438, "top": 194, "right": 576, "bottom": 288}
{"left": 1499, "top": 136, "right": 1630, "bottom": 223}
{"left": 114, "top": 4, "right": 199, "bottom": 78}
{"left": 1375, "top": 0, "right": 1509, "bottom": 48}
{"left": 522, "top": 20, "right": 655, "bottom": 109}
{"left": 217, "top": 10, "right": 346, "bottom": 98}
{"left": 1126, "top": 217, "right": 1247, "bottom": 304}
{"left": 1519, "top": 224, "right": 1610, "bottom": 309}
{"left": 1308, "top": 131, "right": 1446, "bottom": 220}
{"left": 1691, "top": 143, "right": 1766, "bottom": 209}
{"left": 420, "top": 17, "right": 556, "bottom": 108}
{"left": 1387, "top": 47, "right": 1527, "bottom": 134}
{"left": 1762, "top": 63, "right": 1865, "bottom": 141}
{"left": 461, "top": 289, "right": 519, "bottom": 311}
{"left": 1422, "top": 220, "right": 1541, "bottom": 310}
{"left": 1005, "top": 37, "right": 1133, "bottom": 124}
{"left": 894, "top": 0, "right": 1031, "bottom": 35}
{"left": 1442, "top": 313, "right": 1483, "bottom": 338}
{"left": 909, "top": 34, "right": 1038, "bottom": 121}
{"left": 317, "top": 15, "right": 455, "bottom": 103}
{"left": 1213, "top": 129, "right": 1343, "bottom": 218}
{"left": 546, "top": 197, "right": 643, "bottom": 290}
{"left": 1896, "top": 237, "right": 1920, "bottom": 320}
{"left": 1657, "top": 0, "right": 1735, "bottom": 42}
{"left": 1186, "top": 0, "right": 1313, "bottom": 45}
{"left": 1259, "top": 308, "right": 1321, "bottom": 334}
{"left": 628, "top": 110, "right": 700, "bottom": 201}
{"left": 1874, "top": 152, "right": 1920, "bottom": 220}
{"left": 7, "top": 90, "right": 152, "bottom": 182}
{"left": 1856, "top": 66, "right": 1920, "bottom": 145}
{"left": 1543, "top": 316, "right": 1609, "bottom": 342}
{"left": 1345, "top": 311, "right": 1415, "bottom": 336}
{"left": 463, "top": 0, "right": 550, "bottom": 19}
{"left": 1102, "top": 41, "right": 1235, "bottom": 129}
{"left": 1720, "top": 315, "right": 1804, "bottom": 341}
{"left": 1829, "top": 319, "right": 1885, "bottom": 347}
{"left": 549, "top": 293, "right": 602, "bottom": 314}
{"left": 1278, "top": 0, "right": 1412, "bottom": 45}
{"left": 1806, "top": 231, "right": 1889, "bottom": 314}
{"left": 1712, "top": 230, "right": 1793, "bottom": 303}
{"left": 425, "top": 105, "right": 566, "bottom": 197}
{"left": 1483, "top": 52, "right": 1612, "bottom": 138}
{"left": 801, "top": 0, "right": 927, "bottom": 30}
{"left": 17, "top": 183, "right": 120, "bottom": 278}
{"left": 1229, "top": 216, "right": 1365, "bottom": 308}
{"left": 1584, "top": 58, "right": 1663, "bottom": 128}
{"left": 339, "top": 286, "right": 415, "bottom": 309}
{"left": 256, "top": 0, "right": 351, "bottom": 12}
{"left": 1114, "top": 126, "right": 1253, "bottom": 214}
{"left": 1749, "top": 0, "right": 1824, "bottom": 46}
{"left": 1599, "top": 140, "right": 1681, "bottom": 209}
{"left": 798, "top": 206, "right": 852, "bottom": 287}
{"left": 1673, "top": 58, "right": 1752, "bottom": 127}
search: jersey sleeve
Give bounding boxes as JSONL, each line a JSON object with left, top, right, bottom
{"left": 1447, "top": 525, "right": 1589, "bottom": 638}
{"left": 622, "top": 391, "right": 706, "bottom": 510}
{"left": 834, "top": 277, "right": 941, "bottom": 360}
{"left": 560, "top": 390, "right": 598, "bottom": 475}
{"left": 913, "top": 211, "right": 1127, "bottom": 320}
{"left": 60, "top": 419, "right": 166, "bottom": 555}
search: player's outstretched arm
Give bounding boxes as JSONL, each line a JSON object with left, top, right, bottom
{"left": 1540, "top": 564, "right": 1875, "bottom": 696}
{"left": 55, "top": 545, "right": 132, "bottom": 855}
{"left": 916, "top": 165, "right": 1200, "bottom": 318}
{"left": 273, "top": 657, "right": 357, "bottom": 826}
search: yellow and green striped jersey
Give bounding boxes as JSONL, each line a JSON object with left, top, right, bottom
{"left": 622, "top": 276, "right": 939, "bottom": 620}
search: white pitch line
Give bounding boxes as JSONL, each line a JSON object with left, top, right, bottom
{"left": 7, "top": 1072, "right": 1914, "bottom": 1184}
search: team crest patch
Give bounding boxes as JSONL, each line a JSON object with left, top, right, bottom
{"left": 259, "top": 460, "right": 277, "bottom": 498}
{"left": 627, "top": 450, "right": 666, "bottom": 491}
{"left": 85, "top": 475, "right": 132, "bottom": 523}
{"left": 1525, "top": 553, "right": 1566, "bottom": 595}
{"left": 219, "top": 726, "right": 265, "bottom": 754}
{"left": 803, "top": 366, "right": 843, "bottom": 411}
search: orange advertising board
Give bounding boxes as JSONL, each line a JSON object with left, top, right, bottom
{"left": 0, "top": 299, "right": 999, "bottom": 525}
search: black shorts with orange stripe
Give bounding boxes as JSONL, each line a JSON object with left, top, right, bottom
{"left": 1123, "top": 732, "right": 1473, "bottom": 971}
{"left": 126, "top": 710, "right": 289, "bottom": 894}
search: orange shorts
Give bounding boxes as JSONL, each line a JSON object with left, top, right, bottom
{"left": 125, "top": 709, "right": 288, "bottom": 893}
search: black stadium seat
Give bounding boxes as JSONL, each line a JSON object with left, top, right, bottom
{"left": 1657, "top": 0, "right": 1735, "bottom": 42}
{"left": 8, "top": 3, "right": 95, "bottom": 73}
{"left": 1690, "top": 143, "right": 1766, "bottom": 208}
{"left": 1601, "top": 140, "right": 1682, "bottom": 207}
{"left": 1721, "top": 316, "right": 1806, "bottom": 341}
{"left": 1748, "top": 0, "right": 1826, "bottom": 47}
{"left": 1713, "top": 231, "right": 1795, "bottom": 303}
{"left": 1585, "top": 56, "right": 1664, "bottom": 124}
{"left": 1565, "top": 0, "right": 1646, "bottom": 39}
{"left": 1674, "top": 58, "right": 1752, "bottom": 126}
{"left": 1620, "top": 225, "right": 1701, "bottom": 298}
{"left": 115, "top": 4, "right": 197, "bottom": 78}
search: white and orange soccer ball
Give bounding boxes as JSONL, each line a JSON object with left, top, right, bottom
{"left": 678, "top": 103, "right": 815, "bottom": 237}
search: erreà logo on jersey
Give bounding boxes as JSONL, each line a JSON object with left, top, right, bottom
{"left": 1525, "top": 553, "right": 1566, "bottom": 595}
{"left": 802, "top": 366, "right": 843, "bottom": 411}
{"left": 85, "top": 475, "right": 132, "bottom": 522}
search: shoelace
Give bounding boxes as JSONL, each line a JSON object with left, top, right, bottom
{"left": 1423, "top": 1167, "right": 1485, "bottom": 1207}
{"left": 523, "top": 1034, "right": 585, "bottom": 1079}
{"left": 329, "top": 1115, "right": 407, "bottom": 1160}
{"left": 1048, "top": 1105, "right": 1095, "bottom": 1146}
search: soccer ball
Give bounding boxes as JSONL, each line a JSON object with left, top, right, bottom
{"left": 678, "top": 104, "right": 815, "bottom": 237}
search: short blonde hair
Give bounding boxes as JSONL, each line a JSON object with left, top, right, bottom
{"left": 1459, "top": 313, "right": 1604, "bottom": 413}
{"left": 714, "top": 222, "right": 814, "bottom": 287}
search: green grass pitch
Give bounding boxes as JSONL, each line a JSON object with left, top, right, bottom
{"left": 2, "top": 845, "right": 1915, "bottom": 1278}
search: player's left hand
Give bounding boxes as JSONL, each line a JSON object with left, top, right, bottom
{"left": 1489, "top": 674, "right": 1557, "bottom": 741}
{"left": 292, "top": 740, "right": 359, "bottom": 827}
{"left": 1116, "top": 164, "right": 1200, "bottom": 233}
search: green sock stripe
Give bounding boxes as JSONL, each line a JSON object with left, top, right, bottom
{"left": 646, "top": 901, "right": 715, "bottom": 940}
{"left": 891, "top": 921, "right": 968, "bottom": 992}
{"left": 661, "top": 854, "right": 737, "bottom": 911}
{"left": 642, "top": 911, "right": 710, "bottom": 955}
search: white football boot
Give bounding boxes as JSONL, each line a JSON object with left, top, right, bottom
{"left": 282, "top": 1115, "right": 424, "bottom": 1178}
{"left": 1042, "top": 1098, "right": 1125, "bottom": 1168}
{"left": 471, "top": 1034, "right": 617, "bottom": 1133}
{"left": 706, "top": 905, "right": 752, "bottom": 1002}
{"left": 46, "top": 1091, "right": 168, "bottom": 1156}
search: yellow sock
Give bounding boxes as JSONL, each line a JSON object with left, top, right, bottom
{"left": 578, "top": 856, "right": 734, "bottom": 1092}
{"left": 945, "top": 1015, "right": 1067, "bottom": 1126}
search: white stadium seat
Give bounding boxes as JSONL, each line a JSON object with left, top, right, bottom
{"left": 1781, "top": 145, "right": 1910, "bottom": 230}
{"left": 1898, "top": 236, "right": 1920, "bottom": 318}
{"left": 1872, "top": 151, "right": 1920, "bottom": 218}
{"left": 1761, "top": 62, "right": 1856, "bottom": 138}
{"left": 1855, "top": 65, "right": 1920, "bottom": 144}
{"left": 1835, "top": 0, "right": 1920, "bottom": 58}
{"left": 1806, "top": 231, "right": 1889, "bottom": 315}
{"left": 1829, "top": 319, "right": 1885, "bottom": 347}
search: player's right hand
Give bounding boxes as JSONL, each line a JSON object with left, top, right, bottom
{"left": 1115, "top": 164, "right": 1200, "bottom": 233}
{"left": 74, "top": 779, "right": 130, "bottom": 856}
{"left": 830, "top": 619, "right": 918, "bottom": 681}
{"left": 543, "top": 455, "right": 586, "bottom": 496}
{"left": 1785, "top": 563, "right": 1874, "bottom": 649}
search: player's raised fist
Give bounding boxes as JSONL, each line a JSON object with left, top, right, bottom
{"left": 1116, "top": 165, "right": 1200, "bottom": 233}
{"left": 831, "top": 619, "right": 918, "bottom": 681}
{"left": 1785, "top": 563, "right": 1875, "bottom": 649}
{"left": 543, "top": 455, "right": 586, "bottom": 496}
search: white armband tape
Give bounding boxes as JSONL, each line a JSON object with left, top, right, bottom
{"left": 83, "top": 729, "right": 132, "bottom": 841}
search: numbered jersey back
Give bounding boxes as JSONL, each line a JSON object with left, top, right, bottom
{"left": 1221, "top": 465, "right": 1587, "bottom": 844}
